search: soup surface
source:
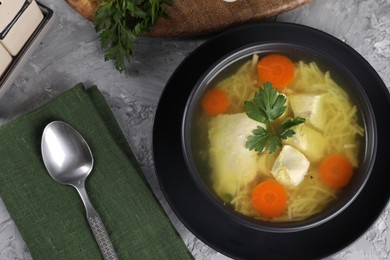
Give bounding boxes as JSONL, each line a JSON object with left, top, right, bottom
{"left": 190, "top": 53, "right": 364, "bottom": 222}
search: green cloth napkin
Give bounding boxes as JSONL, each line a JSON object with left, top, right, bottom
{"left": 0, "top": 84, "right": 193, "bottom": 259}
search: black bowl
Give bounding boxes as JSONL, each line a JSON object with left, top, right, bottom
{"left": 153, "top": 22, "right": 390, "bottom": 260}
{"left": 182, "top": 42, "right": 377, "bottom": 233}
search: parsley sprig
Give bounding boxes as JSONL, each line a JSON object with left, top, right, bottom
{"left": 244, "top": 82, "right": 305, "bottom": 153}
{"left": 93, "top": 0, "right": 172, "bottom": 72}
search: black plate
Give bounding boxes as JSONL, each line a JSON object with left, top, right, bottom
{"left": 153, "top": 23, "right": 390, "bottom": 260}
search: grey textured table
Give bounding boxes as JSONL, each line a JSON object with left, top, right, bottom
{"left": 0, "top": 0, "right": 389, "bottom": 259}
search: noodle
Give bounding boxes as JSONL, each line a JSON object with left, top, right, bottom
{"left": 216, "top": 60, "right": 259, "bottom": 113}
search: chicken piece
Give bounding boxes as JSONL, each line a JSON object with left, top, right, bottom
{"left": 289, "top": 93, "right": 326, "bottom": 130}
{"left": 271, "top": 145, "right": 310, "bottom": 187}
{"left": 282, "top": 124, "right": 326, "bottom": 162}
{"left": 208, "top": 113, "right": 264, "bottom": 200}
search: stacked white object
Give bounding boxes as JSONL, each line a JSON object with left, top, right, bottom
{"left": 0, "top": 0, "right": 44, "bottom": 56}
{"left": 0, "top": 0, "right": 53, "bottom": 97}
{"left": 0, "top": 44, "right": 12, "bottom": 77}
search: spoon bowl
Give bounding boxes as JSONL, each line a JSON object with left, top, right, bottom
{"left": 41, "top": 120, "right": 93, "bottom": 186}
{"left": 41, "top": 121, "right": 118, "bottom": 260}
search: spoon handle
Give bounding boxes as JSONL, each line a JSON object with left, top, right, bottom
{"left": 88, "top": 210, "right": 119, "bottom": 260}
{"left": 76, "top": 185, "right": 119, "bottom": 260}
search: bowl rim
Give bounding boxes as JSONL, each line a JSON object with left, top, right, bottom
{"left": 181, "top": 41, "right": 377, "bottom": 233}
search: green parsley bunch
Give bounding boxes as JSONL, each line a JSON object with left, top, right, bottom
{"left": 93, "top": 0, "right": 172, "bottom": 72}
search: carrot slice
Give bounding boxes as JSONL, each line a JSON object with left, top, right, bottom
{"left": 201, "top": 88, "right": 229, "bottom": 116}
{"left": 319, "top": 155, "right": 353, "bottom": 189}
{"left": 251, "top": 179, "right": 287, "bottom": 218}
{"left": 257, "top": 54, "right": 295, "bottom": 90}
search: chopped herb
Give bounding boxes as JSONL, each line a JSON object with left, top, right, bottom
{"left": 244, "top": 82, "right": 305, "bottom": 153}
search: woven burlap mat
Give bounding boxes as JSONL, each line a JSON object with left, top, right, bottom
{"left": 65, "top": 0, "right": 310, "bottom": 36}
{"left": 150, "top": 0, "right": 310, "bottom": 36}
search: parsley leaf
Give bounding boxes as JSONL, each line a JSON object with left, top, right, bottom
{"left": 93, "top": 0, "right": 172, "bottom": 72}
{"left": 280, "top": 117, "right": 306, "bottom": 139}
{"left": 244, "top": 82, "right": 286, "bottom": 124}
{"left": 245, "top": 82, "right": 305, "bottom": 153}
{"left": 246, "top": 126, "right": 282, "bottom": 153}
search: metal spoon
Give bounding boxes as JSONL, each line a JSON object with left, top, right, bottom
{"left": 41, "top": 121, "right": 119, "bottom": 260}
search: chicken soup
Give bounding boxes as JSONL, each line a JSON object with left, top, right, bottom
{"left": 189, "top": 53, "right": 365, "bottom": 222}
